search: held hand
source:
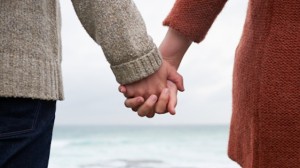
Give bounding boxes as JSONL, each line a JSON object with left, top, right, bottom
{"left": 121, "top": 81, "right": 178, "bottom": 118}
{"left": 119, "top": 60, "right": 182, "bottom": 118}
{"left": 122, "top": 60, "right": 184, "bottom": 99}
{"left": 119, "top": 28, "right": 191, "bottom": 118}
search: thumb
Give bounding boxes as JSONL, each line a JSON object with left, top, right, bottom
{"left": 167, "top": 81, "right": 177, "bottom": 115}
{"left": 167, "top": 69, "right": 184, "bottom": 92}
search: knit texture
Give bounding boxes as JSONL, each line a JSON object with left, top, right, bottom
{"left": 0, "top": 0, "right": 162, "bottom": 100}
{"left": 163, "top": 0, "right": 227, "bottom": 43}
{"left": 164, "top": 0, "right": 300, "bottom": 167}
{"left": 71, "top": 0, "right": 162, "bottom": 84}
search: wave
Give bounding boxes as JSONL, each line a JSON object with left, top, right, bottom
{"left": 51, "top": 140, "right": 72, "bottom": 148}
{"left": 79, "top": 159, "right": 198, "bottom": 168}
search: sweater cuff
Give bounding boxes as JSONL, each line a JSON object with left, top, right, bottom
{"left": 111, "top": 47, "right": 162, "bottom": 84}
{"left": 163, "top": 0, "right": 227, "bottom": 43}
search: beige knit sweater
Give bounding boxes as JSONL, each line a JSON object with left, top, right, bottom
{"left": 0, "top": 0, "right": 162, "bottom": 100}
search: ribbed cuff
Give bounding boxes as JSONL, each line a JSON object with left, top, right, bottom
{"left": 111, "top": 47, "right": 162, "bottom": 84}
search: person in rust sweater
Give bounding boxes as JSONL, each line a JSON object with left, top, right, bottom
{"left": 121, "top": 0, "right": 300, "bottom": 167}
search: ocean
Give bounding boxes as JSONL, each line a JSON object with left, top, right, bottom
{"left": 49, "top": 125, "right": 240, "bottom": 168}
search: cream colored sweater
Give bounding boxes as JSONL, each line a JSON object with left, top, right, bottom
{"left": 0, "top": 0, "right": 162, "bottom": 100}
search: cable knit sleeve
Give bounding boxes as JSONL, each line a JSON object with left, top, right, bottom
{"left": 71, "top": 0, "right": 162, "bottom": 84}
{"left": 163, "top": 0, "right": 227, "bottom": 43}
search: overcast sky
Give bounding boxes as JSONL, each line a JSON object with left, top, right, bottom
{"left": 55, "top": 0, "right": 248, "bottom": 125}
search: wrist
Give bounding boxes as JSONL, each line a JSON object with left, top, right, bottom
{"left": 159, "top": 28, "right": 192, "bottom": 69}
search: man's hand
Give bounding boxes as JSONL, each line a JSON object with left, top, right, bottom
{"left": 120, "top": 28, "right": 192, "bottom": 118}
{"left": 120, "top": 81, "right": 178, "bottom": 118}
{"left": 119, "top": 60, "right": 183, "bottom": 117}
{"left": 122, "top": 60, "right": 184, "bottom": 99}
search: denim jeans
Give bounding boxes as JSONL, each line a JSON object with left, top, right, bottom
{"left": 0, "top": 97, "right": 56, "bottom": 168}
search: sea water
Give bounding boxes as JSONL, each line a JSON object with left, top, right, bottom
{"left": 49, "top": 125, "right": 240, "bottom": 168}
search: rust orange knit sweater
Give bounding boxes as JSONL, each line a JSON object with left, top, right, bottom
{"left": 164, "top": 0, "right": 300, "bottom": 167}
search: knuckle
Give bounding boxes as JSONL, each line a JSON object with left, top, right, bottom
{"left": 124, "top": 89, "right": 138, "bottom": 98}
{"left": 123, "top": 92, "right": 132, "bottom": 98}
{"left": 179, "top": 76, "right": 183, "bottom": 82}
{"left": 138, "top": 110, "right": 147, "bottom": 117}
{"left": 147, "top": 111, "right": 155, "bottom": 118}
{"left": 147, "top": 115, "right": 154, "bottom": 118}
{"left": 156, "top": 110, "right": 166, "bottom": 114}
{"left": 138, "top": 111, "right": 146, "bottom": 117}
{"left": 179, "top": 74, "right": 183, "bottom": 78}
{"left": 147, "top": 112, "right": 155, "bottom": 118}
{"left": 124, "top": 101, "right": 130, "bottom": 108}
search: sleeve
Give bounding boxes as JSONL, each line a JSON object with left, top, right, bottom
{"left": 71, "top": 0, "right": 162, "bottom": 84}
{"left": 163, "top": 0, "right": 227, "bottom": 43}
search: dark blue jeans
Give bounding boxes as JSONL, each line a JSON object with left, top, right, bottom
{"left": 0, "top": 97, "right": 56, "bottom": 168}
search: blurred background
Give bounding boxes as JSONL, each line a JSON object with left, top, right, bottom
{"left": 49, "top": 0, "right": 248, "bottom": 167}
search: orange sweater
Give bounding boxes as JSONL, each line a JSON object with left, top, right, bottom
{"left": 164, "top": 0, "right": 300, "bottom": 167}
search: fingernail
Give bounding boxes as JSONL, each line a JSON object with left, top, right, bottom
{"left": 150, "top": 95, "right": 157, "bottom": 102}
{"left": 137, "top": 97, "right": 143, "bottom": 103}
{"left": 164, "top": 88, "right": 169, "bottom": 95}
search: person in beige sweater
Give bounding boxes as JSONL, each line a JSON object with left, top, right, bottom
{"left": 0, "top": 0, "right": 182, "bottom": 167}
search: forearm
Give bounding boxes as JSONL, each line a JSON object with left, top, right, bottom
{"left": 159, "top": 28, "right": 192, "bottom": 69}
{"left": 71, "top": 0, "right": 162, "bottom": 84}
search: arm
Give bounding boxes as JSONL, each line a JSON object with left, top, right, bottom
{"left": 71, "top": 0, "right": 162, "bottom": 84}
{"left": 122, "top": 0, "right": 228, "bottom": 116}
{"left": 121, "top": 28, "right": 191, "bottom": 117}
{"left": 163, "top": 0, "right": 227, "bottom": 43}
{"left": 71, "top": 0, "right": 184, "bottom": 117}
{"left": 159, "top": 28, "right": 192, "bottom": 69}
{"left": 124, "top": 27, "right": 192, "bottom": 107}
